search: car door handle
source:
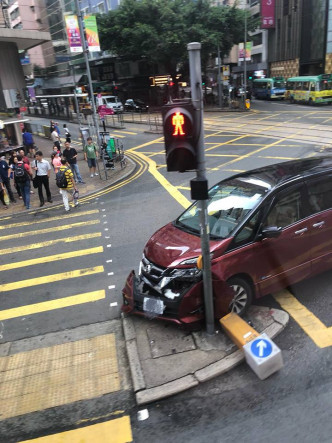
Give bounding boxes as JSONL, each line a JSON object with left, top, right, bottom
{"left": 312, "top": 221, "right": 325, "bottom": 228}
{"left": 294, "top": 228, "right": 308, "bottom": 235}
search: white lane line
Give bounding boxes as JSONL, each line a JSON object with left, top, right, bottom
{"left": 110, "top": 302, "right": 118, "bottom": 307}
{"left": 106, "top": 259, "right": 112, "bottom": 263}
{"left": 108, "top": 285, "right": 115, "bottom": 289}
{"left": 104, "top": 228, "right": 109, "bottom": 231}
{"left": 102, "top": 209, "right": 106, "bottom": 212}
{"left": 105, "top": 236, "right": 110, "bottom": 239}
{"left": 107, "top": 244, "right": 112, "bottom": 248}
{"left": 108, "top": 272, "right": 114, "bottom": 276}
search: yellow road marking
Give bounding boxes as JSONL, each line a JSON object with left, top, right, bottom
{"left": 133, "top": 152, "right": 191, "bottom": 209}
{"left": 21, "top": 416, "right": 132, "bottom": 443}
{"left": 0, "top": 209, "right": 99, "bottom": 230}
{"left": 259, "top": 156, "right": 298, "bottom": 160}
{"left": 110, "top": 133, "right": 125, "bottom": 138}
{"left": 0, "top": 219, "right": 100, "bottom": 242}
{"left": 274, "top": 289, "right": 332, "bottom": 348}
{"left": 206, "top": 154, "right": 239, "bottom": 157}
{"left": 0, "top": 247, "right": 103, "bottom": 271}
{"left": 0, "top": 232, "right": 101, "bottom": 255}
{"left": 128, "top": 136, "right": 164, "bottom": 152}
{"left": 0, "top": 266, "right": 104, "bottom": 292}
{"left": 113, "top": 130, "right": 137, "bottom": 135}
{"left": 0, "top": 290, "right": 105, "bottom": 321}
{"left": 177, "top": 186, "right": 191, "bottom": 190}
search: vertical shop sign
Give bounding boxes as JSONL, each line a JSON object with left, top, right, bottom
{"left": 84, "top": 15, "right": 101, "bottom": 52}
{"left": 261, "top": 0, "right": 275, "bottom": 29}
{"left": 65, "top": 15, "right": 83, "bottom": 53}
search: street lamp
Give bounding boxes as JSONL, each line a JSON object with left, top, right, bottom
{"left": 243, "top": 0, "right": 248, "bottom": 106}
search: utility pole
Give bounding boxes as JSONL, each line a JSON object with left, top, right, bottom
{"left": 73, "top": 0, "right": 100, "bottom": 146}
{"left": 217, "top": 44, "right": 223, "bottom": 108}
{"left": 187, "top": 42, "right": 215, "bottom": 336}
{"left": 243, "top": 0, "right": 248, "bottom": 107}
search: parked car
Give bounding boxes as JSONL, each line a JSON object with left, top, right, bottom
{"left": 97, "top": 95, "right": 124, "bottom": 113}
{"left": 122, "top": 156, "right": 332, "bottom": 328}
{"left": 124, "top": 99, "right": 149, "bottom": 112}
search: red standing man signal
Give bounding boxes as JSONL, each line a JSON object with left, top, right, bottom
{"left": 172, "top": 112, "right": 185, "bottom": 136}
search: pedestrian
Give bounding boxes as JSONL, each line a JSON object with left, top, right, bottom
{"left": 63, "top": 124, "right": 71, "bottom": 143}
{"left": 62, "top": 141, "right": 85, "bottom": 184}
{"left": 55, "top": 122, "right": 60, "bottom": 135}
{"left": 84, "top": 137, "right": 99, "bottom": 177}
{"left": 0, "top": 155, "right": 16, "bottom": 203}
{"left": 9, "top": 153, "right": 22, "bottom": 200}
{"left": 15, "top": 155, "right": 33, "bottom": 210}
{"left": 22, "top": 129, "right": 35, "bottom": 158}
{"left": 0, "top": 176, "right": 8, "bottom": 209}
{"left": 19, "top": 148, "right": 30, "bottom": 165}
{"left": 52, "top": 151, "right": 61, "bottom": 173}
{"left": 51, "top": 127, "right": 61, "bottom": 152}
{"left": 33, "top": 150, "right": 53, "bottom": 207}
{"left": 57, "top": 158, "right": 78, "bottom": 212}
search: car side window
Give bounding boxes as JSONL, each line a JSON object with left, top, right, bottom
{"left": 233, "top": 210, "right": 262, "bottom": 246}
{"left": 264, "top": 188, "right": 303, "bottom": 229}
{"left": 306, "top": 176, "right": 332, "bottom": 214}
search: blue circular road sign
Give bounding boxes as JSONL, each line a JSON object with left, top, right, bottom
{"left": 251, "top": 338, "right": 273, "bottom": 358}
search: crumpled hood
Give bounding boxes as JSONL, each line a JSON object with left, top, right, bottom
{"left": 144, "top": 222, "right": 230, "bottom": 268}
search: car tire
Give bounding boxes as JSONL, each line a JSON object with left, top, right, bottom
{"left": 227, "top": 276, "right": 253, "bottom": 316}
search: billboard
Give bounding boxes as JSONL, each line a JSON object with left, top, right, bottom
{"left": 65, "top": 15, "right": 83, "bottom": 53}
{"left": 84, "top": 15, "right": 101, "bottom": 52}
{"left": 261, "top": 0, "right": 275, "bottom": 29}
{"left": 238, "top": 42, "right": 252, "bottom": 62}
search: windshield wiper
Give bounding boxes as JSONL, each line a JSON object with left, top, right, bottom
{"left": 175, "top": 220, "right": 199, "bottom": 235}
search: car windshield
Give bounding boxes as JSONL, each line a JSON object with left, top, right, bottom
{"left": 106, "top": 97, "right": 116, "bottom": 103}
{"left": 274, "top": 80, "right": 285, "bottom": 88}
{"left": 176, "top": 177, "right": 270, "bottom": 239}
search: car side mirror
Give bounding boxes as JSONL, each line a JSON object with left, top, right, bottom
{"left": 261, "top": 226, "right": 282, "bottom": 239}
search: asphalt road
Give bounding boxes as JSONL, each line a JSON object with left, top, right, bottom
{"left": 1, "top": 100, "right": 332, "bottom": 442}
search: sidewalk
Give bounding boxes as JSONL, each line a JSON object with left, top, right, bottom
{"left": 122, "top": 305, "right": 289, "bottom": 405}
{"left": 1, "top": 135, "right": 135, "bottom": 216}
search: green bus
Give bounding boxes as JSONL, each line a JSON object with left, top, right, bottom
{"left": 253, "top": 77, "right": 286, "bottom": 99}
{"left": 286, "top": 74, "right": 332, "bottom": 104}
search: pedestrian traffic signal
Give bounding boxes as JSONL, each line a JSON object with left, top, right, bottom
{"left": 162, "top": 102, "right": 197, "bottom": 172}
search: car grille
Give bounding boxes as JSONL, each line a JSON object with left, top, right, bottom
{"left": 141, "top": 256, "right": 166, "bottom": 284}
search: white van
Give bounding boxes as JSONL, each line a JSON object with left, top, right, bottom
{"left": 97, "top": 95, "right": 124, "bottom": 113}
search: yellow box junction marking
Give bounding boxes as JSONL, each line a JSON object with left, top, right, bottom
{"left": 0, "top": 266, "right": 104, "bottom": 292}
{"left": 0, "top": 334, "right": 121, "bottom": 421}
{"left": 274, "top": 289, "right": 332, "bottom": 348}
{"left": 0, "top": 232, "right": 102, "bottom": 255}
{"left": 0, "top": 247, "right": 103, "bottom": 272}
{"left": 21, "top": 416, "right": 133, "bottom": 443}
{"left": 0, "top": 290, "right": 106, "bottom": 321}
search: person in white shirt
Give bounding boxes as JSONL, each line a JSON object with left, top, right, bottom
{"left": 51, "top": 129, "right": 61, "bottom": 151}
{"left": 33, "top": 151, "right": 52, "bottom": 207}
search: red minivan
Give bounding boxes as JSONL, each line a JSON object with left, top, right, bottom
{"left": 122, "top": 157, "right": 332, "bottom": 327}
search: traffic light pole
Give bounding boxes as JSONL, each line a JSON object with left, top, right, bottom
{"left": 187, "top": 42, "right": 215, "bottom": 335}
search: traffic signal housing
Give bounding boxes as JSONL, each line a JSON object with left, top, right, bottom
{"left": 162, "top": 101, "right": 198, "bottom": 172}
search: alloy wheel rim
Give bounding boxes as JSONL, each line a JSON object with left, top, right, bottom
{"left": 229, "top": 284, "right": 248, "bottom": 314}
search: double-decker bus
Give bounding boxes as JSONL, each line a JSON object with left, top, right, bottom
{"left": 252, "top": 77, "right": 286, "bottom": 99}
{"left": 285, "top": 74, "right": 332, "bottom": 104}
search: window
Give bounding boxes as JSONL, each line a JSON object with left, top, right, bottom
{"left": 233, "top": 210, "right": 262, "bottom": 246}
{"left": 265, "top": 189, "right": 303, "bottom": 228}
{"left": 302, "top": 82, "right": 309, "bottom": 91}
{"left": 307, "top": 176, "right": 332, "bottom": 214}
{"left": 310, "top": 82, "right": 316, "bottom": 91}
{"left": 286, "top": 81, "right": 294, "bottom": 90}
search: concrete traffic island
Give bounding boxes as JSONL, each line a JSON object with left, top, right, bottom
{"left": 122, "top": 306, "right": 289, "bottom": 405}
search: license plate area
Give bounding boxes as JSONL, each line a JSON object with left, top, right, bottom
{"left": 143, "top": 297, "right": 164, "bottom": 315}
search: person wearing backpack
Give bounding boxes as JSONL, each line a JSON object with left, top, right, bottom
{"left": 15, "top": 155, "right": 33, "bottom": 210}
{"left": 57, "top": 158, "right": 78, "bottom": 212}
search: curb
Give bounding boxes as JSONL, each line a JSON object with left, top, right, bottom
{"left": 122, "top": 309, "right": 289, "bottom": 405}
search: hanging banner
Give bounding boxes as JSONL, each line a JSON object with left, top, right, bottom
{"left": 65, "top": 15, "right": 83, "bottom": 53}
{"left": 238, "top": 42, "right": 252, "bottom": 62}
{"left": 261, "top": 0, "right": 275, "bottom": 29}
{"left": 84, "top": 15, "right": 101, "bottom": 52}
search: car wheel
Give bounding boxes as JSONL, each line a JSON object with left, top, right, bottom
{"left": 227, "top": 277, "right": 253, "bottom": 316}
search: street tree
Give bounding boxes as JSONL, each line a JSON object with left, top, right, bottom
{"left": 97, "top": 0, "right": 257, "bottom": 85}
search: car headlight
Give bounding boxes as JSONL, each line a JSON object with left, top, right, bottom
{"left": 170, "top": 268, "right": 201, "bottom": 279}
{"left": 179, "top": 257, "right": 199, "bottom": 265}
